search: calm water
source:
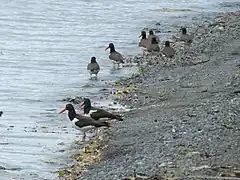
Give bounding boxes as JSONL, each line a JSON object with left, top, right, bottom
{"left": 0, "top": 0, "right": 237, "bottom": 179}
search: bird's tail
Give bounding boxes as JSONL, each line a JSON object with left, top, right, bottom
{"left": 103, "top": 122, "right": 110, "bottom": 127}
{"left": 110, "top": 114, "right": 123, "bottom": 121}
{"left": 115, "top": 115, "right": 123, "bottom": 121}
{"left": 97, "top": 120, "right": 110, "bottom": 127}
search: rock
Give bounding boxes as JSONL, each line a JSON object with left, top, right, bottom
{"left": 217, "top": 26, "right": 224, "bottom": 31}
{"left": 234, "top": 170, "right": 240, "bottom": 178}
{"left": 187, "top": 112, "right": 197, "bottom": 117}
{"left": 64, "top": 11, "right": 240, "bottom": 180}
{"left": 0, "top": 166, "right": 6, "bottom": 170}
{"left": 62, "top": 96, "right": 83, "bottom": 104}
{"left": 233, "top": 90, "right": 240, "bottom": 94}
{"left": 212, "top": 107, "right": 220, "bottom": 113}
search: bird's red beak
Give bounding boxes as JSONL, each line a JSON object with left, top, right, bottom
{"left": 105, "top": 46, "right": 109, "bottom": 51}
{"left": 58, "top": 107, "right": 66, "bottom": 114}
{"left": 79, "top": 101, "right": 85, "bottom": 109}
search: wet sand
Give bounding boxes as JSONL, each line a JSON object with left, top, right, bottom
{"left": 76, "top": 11, "right": 240, "bottom": 180}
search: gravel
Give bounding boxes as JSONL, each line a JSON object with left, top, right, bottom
{"left": 79, "top": 11, "right": 240, "bottom": 180}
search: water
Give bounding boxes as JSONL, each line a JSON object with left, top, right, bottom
{"left": 0, "top": 0, "right": 238, "bottom": 179}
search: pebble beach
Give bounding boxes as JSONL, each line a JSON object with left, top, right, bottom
{"left": 57, "top": 10, "right": 240, "bottom": 180}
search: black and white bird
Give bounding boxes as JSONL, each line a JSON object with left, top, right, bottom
{"left": 79, "top": 98, "right": 123, "bottom": 121}
{"left": 147, "top": 36, "right": 160, "bottom": 53}
{"left": 105, "top": 43, "right": 124, "bottom": 68}
{"left": 179, "top": 27, "right": 194, "bottom": 44}
{"left": 87, "top": 57, "right": 100, "bottom": 79}
{"left": 59, "top": 104, "right": 109, "bottom": 141}
{"left": 147, "top": 30, "right": 160, "bottom": 44}
{"left": 139, "top": 31, "right": 149, "bottom": 56}
{"left": 162, "top": 41, "right": 175, "bottom": 58}
{"left": 173, "top": 27, "right": 194, "bottom": 44}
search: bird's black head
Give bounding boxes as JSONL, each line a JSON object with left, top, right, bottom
{"left": 165, "top": 41, "right": 170, "bottom": 47}
{"left": 149, "top": 30, "right": 154, "bottom": 35}
{"left": 59, "top": 103, "right": 75, "bottom": 114}
{"left": 109, "top": 43, "right": 115, "bottom": 50}
{"left": 182, "top": 28, "right": 187, "bottom": 35}
{"left": 91, "top": 57, "right": 97, "bottom": 63}
{"left": 140, "top": 31, "right": 147, "bottom": 39}
{"left": 58, "top": 103, "right": 76, "bottom": 120}
{"left": 151, "top": 37, "right": 158, "bottom": 44}
{"left": 83, "top": 98, "right": 91, "bottom": 108}
{"left": 65, "top": 104, "right": 75, "bottom": 111}
{"left": 105, "top": 43, "right": 115, "bottom": 53}
{"left": 79, "top": 98, "right": 92, "bottom": 114}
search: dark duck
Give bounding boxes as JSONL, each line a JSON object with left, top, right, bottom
{"left": 87, "top": 56, "right": 100, "bottom": 79}
{"left": 105, "top": 43, "right": 124, "bottom": 68}
{"left": 59, "top": 104, "right": 109, "bottom": 141}
{"left": 79, "top": 98, "right": 123, "bottom": 121}
{"left": 139, "top": 31, "right": 149, "bottom": 48}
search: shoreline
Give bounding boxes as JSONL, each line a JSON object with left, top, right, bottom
{"left": 58, "top": 11, "right": 240, "bottom": 180}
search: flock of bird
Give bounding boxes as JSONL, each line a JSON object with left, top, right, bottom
{"left": 86, "top": 27, "right": 193, "bottom": 79}
{"left": 87, "top": 42, "right": 125, "bottom": 79}
{"left": 0, "top": 28, "right": 194, "bottom": 141}
{"left": 58, "top": 27, "right": 194, "bottom": 141}
{"left": 59, "top": 98, "right": 123, "bottom": 141}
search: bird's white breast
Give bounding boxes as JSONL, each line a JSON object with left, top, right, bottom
{"left": 71, "top": 118, "right": 95, "bottom": 132}
{"left": 89, "top": 109, "right": 98, "bottom": 115}
{"left": 71, "top": 118, "right": 81, "bottom": 130}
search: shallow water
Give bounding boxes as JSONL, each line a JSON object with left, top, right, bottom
{"left": 0, "top": 0, "right": 238, "bottom": 179}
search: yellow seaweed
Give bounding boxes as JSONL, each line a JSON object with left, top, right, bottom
{"left": 56, "top": 138, "right": 106, "bottom": 180}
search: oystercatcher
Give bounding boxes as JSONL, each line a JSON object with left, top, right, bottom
{"left": 105, "top": 43, "right": 124, "bottom": 68}
{"left": 79, "top": 98, "right": 123, "bottom": 121}
{"left": 87, "top": 57, "right": 100, "bottom": 79}
{"left": 59, "top": 104, "right": 109, "bottom": 141}
{"left": 147, "top": 30, "right": 160, "bottom": 44}
{"left": 139, "top": 31, "right": 149, "bottom": 56}
{"left": 162, "top": 41, "right": 175, "bottom": 58}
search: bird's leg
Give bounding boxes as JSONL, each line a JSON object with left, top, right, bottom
{"left": 95, "top": 128, "right": 100, "bottom": 137}
{"left": 96, "top": 128, "right": 103, "bottom": 140}
{"left": 148, "top": 53, "right": 153, "bottom": 65}
{"left": 82, "top": 132, "right": 86, "bottom": 142}
{"left": 129, "top": 59, "right": 132, "bottom": 66}
{"left": 117, "top": 63, "right": 120, "bottom": 69}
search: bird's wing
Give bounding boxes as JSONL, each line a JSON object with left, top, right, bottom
{"left": 96, "top": 63, "right": 100, "bottom": 70}
{"left": 75, "top": 114, "right": 96, "bottom": 127}
{"left": 75, "top": 114, "right": 108, "bottom": 127}
{"left": 110, "top": 51, "right": 124, "bottom": 61}
{"left": 87, "top": 63, "right": 100, "bottom": 71}
{"left": 116, "top": 52, "right": 124, "bottom": 60}
{"left": 91, "top": 108, "right": 113, "bottom": 120}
